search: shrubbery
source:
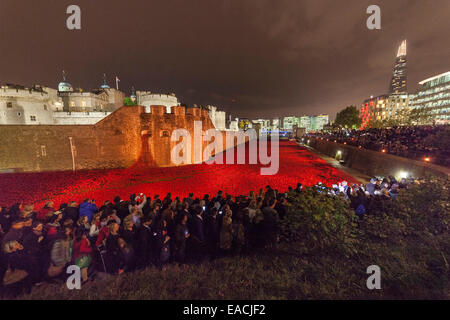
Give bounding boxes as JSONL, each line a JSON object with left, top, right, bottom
{"left": 279, "top": 178, "right": 450, "bottom": 299}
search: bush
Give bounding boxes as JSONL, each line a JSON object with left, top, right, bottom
{"left": 278, "top": 178, "right": 450, "bottom": 299}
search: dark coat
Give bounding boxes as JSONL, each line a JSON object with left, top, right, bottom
{"left": 189, "top": 215, "right": 205, "bottom": 243}
{"left": 63, "top": 206, "right": 79, "bottom": 222}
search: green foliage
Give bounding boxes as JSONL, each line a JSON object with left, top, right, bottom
{"left": 279, "top": 188, "right": 358, "bottom": 258}
{"left": 334, "top": 106, "right": 362, "bottom": 129}
{"left": 408, "top": 108, "right": 434, "bottom": 125}
{"left": 123, "top": 97, "right": 137, "bottom": 106}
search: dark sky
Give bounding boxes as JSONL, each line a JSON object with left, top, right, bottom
{"left": 0, "top": 0, "right": 449, "bottom": 119}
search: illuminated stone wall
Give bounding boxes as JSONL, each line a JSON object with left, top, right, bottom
{"left": 0, "top": 105, "right": 237, "bottom": 172}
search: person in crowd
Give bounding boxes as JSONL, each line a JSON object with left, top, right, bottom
{"left": 89, "top": 213, "right": 101, "bottom": 242}
{"left": 126, "top": 207, "right": 142, "bottom": 228}
{"left": 231, "top": 211, "right": 246, "bottom": 255}
{"left": 183, "top": 193, "right": 194, "bottom": 207}
{"left": 76, "top": 216, "right": 91, "bottom": 237}
{"left": 72, "top": 229, "right": 92, "bottom": 283}
{"left": 63, "top": 201, "right": 79, "bottom": 223}
{"left": 188, "top": 205, "right": 205, "bottom": 262}
{"left": 219, "top": 207, "right": 233, "bottom": 255}
{"left": 37, "top": 202, "right": 54, "bottom": 221}
{"left": 275, "top": 194, "right": 287, "bottom": 220}
{"left": 104, "top": 221, "right": 121, "bottom": 274}
{"left": 262, "top": 199, "right": 279, "bottom": 248}
{"left": 79, "top": 199, "right": 98, "bottom": 223}
{"left": 154, "top": 216, "right": 171, "bottom": 265}
{"left": 204, "top": 207, "right": 220, "bottom": 259}
{"left": 174, "top": 212, "right": 189, "bottom": 264}
{"left": 118, "top": 238, "right": 135, "bottom": 272}
{"left": 135, "top": 216, "right": 154, "bottom": 268}
{"left": 49, "top": 226, "right": 73, "bottom": 279}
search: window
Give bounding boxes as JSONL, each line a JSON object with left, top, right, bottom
{"left": 41, "top": 145, "right": 47, "bottom": 157}
{"left": 70, "top": 101, "right": 75, "bottom": 107}
{"left": 44, "top": 104, "right": 48, "bottom": 111}
{"left": 17, "top": 112, "right": 22, "bottom": 117}
{"left": 30, "top": 115, "right": 37, "bottom": 122}
{"left": 7, "top": 102, "right": 12, "bottom": 108}
{"left": 161, "top": 130, "right": 170, "bottom": 137}
{"left": 81, "top": 101, "right": 87, "bottom": 107}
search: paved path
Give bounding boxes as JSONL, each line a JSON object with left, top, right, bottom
{"left": 297, "top": 142, "right": 370, "bottom": 184}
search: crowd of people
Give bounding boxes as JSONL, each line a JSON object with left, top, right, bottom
{"left": 0, "top": 187, "right": 290, "bottom": 292}
{"left": 0, "top": 177, "right": 415, "bottom": 293}
{"left": 307, "top": 125, "right": 449, "bottom": 166}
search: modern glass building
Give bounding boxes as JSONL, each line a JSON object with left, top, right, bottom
{"left": 410, "top": 71, "right": 450, "bottom": 124}
{"left": 282, "top": 115, "right": 329, "bottom": 132}
{"left": 389, "top": 40, "right": 408, "bottom": 95}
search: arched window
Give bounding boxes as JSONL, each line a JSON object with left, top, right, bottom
{"left": 161, "top": 130, "right": 170, "bottom": 137}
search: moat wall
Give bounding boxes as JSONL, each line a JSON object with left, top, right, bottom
{"left": 307, "top": 137, "right": 450, "bottom": 180}
{"left": 0, "top": 105, "right": 240, "bottom": 172}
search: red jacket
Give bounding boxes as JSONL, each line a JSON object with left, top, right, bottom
{"left": 72, "top": 238, "right": 92, "bottom": 261}
{"left": 96, "top": 226, "right": 109, "bottom": 247}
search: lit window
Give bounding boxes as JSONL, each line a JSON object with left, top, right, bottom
{"left": 82, "top": 101, "right": 87, "bottom": 107}
{"left": 41, "top": 145, "right": 47, "bottom": 157}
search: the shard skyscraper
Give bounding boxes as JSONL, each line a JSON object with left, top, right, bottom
{"left": 389, "top": 40, "right": 407, "bottom": 95}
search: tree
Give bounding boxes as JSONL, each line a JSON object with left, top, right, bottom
{"left": 408, "top": 107, "right": 433, "bottom": 125}
{"left": 334, "top": 106, "right": 362, "bottom": 129}
{"left": 123, "top": 97, "right": 137, "bottom": 106}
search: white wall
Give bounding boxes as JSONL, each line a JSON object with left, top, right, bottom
{"left": 136, "top": 92, "right": 180, "bottom": 113}
{"left": 0, "top": 88, "right": 56, "bottom": 125}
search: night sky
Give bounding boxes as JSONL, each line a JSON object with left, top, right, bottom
{"left": 0, "top": 0, "right": 449, "bottom": 119}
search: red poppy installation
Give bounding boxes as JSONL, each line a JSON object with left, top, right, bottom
{"left": 0, "top": 141, "right": 358, "bottom": 208}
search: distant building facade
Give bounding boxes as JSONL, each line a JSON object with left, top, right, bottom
{"left": 410, "top": 71, "right": 450, "bottom": 124}
{"left": 0, "top": 84, "right": 61, "bottom": 125}
{"left": 281, "top": 115, "right": 329, "bottom": 132}
{"left": 360, "top": 94, "right": 410, "bottom": 128}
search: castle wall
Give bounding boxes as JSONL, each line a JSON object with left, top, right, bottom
{"left": 0, "top": 105, "right": 246, "bottom": 172}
